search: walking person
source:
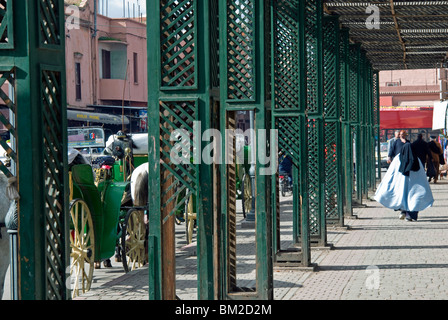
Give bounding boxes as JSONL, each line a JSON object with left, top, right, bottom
{"left": 387, "top": 130, "right": 408, "bottom": 164}
{"left": 411, "top": 132, "right": 432, "bottom": 175}
{"left": 428, "top": 136, "right": 443, "bottom": 183}
{"left": 387, "top": 130, "right": 400, "bottom": 155}
{"left": 375, "top": 131, "right": 434, "bottom": 222}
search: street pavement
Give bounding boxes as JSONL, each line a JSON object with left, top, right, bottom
{"left": 4, "top": 170, "right": 448, "bottom": 300}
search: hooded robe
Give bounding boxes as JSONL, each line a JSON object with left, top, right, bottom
{"left": 374, "top": 143, "right": 434, "bottom": 212}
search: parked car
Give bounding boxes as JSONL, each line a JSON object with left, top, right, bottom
{"left": 379, "top": 141, "right": 389, "bottom": 168}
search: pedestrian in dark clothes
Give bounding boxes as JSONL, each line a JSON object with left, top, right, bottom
{"left": 411, "top": 133, "right": 432, "bottom": 172}
{"left": 387, "top": 130, "right": 409, "bottom": 164}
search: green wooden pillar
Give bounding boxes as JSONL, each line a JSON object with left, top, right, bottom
{"left": 359, "top": 51, "right": 368, "bottom": 201}
{"left": 349, "top": 43, "right": 362, "bottom": 206}
{"left": 373, "top": 71, "right": 381, "bottom": 181}
{"left": 367, "top": 64, "right": 377, "bottom": 192}
{"left": 323, "top": 15, "right": 344, "bottom": 227}
{"left": 147, "top": 0, "right": 215, "bottom": 300}
{"left": 271, "top": 0, "right": 311, "bottom": 268}
{"left": 339, "top": 28, "right": 354, "bottom": 218}
{"left": 305, "top": 0, "right": 327, "bottom": 247}
{"left": 219, "top": 0, "right": 273, "bottom": 299}
{"left": 0, "top": 0, "right": 69, "bottom": 299}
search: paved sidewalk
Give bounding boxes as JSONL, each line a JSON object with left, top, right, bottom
{"left": 73, "top": 177, "right": 448, "bottom": 300}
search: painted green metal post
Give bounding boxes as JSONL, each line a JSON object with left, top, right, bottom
{"left": 323, "top": 15, "right": 344, "bottom": 227}
{"left": 219, "top": 0, "right": 273, "bottom": 299}
{"left": 271, "top": 0, "right": 311, "bottom": 268}
{"left": 0, "top": 0, "right": 69, "bottom": 299}
{"left": 146, "top": 0, "right": 215, "bottom": 300}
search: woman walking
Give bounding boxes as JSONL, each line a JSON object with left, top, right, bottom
{"left": 375, "top": 130, "right": 434, "bottom": 222}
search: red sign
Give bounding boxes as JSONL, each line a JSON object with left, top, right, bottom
{"left": 380, "top": 106, "right": 433, "bottom": 129}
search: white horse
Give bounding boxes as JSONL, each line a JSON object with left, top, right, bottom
{"left": 0, "top": 171, "right": 11, "bottom": 299}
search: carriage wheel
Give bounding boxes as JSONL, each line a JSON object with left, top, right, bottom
{"left": 242, "top": 172, "right": 252, "bottom": 218}
{"left": 184, "top": 194, "right": 196, "bottom": 244}
{"left": 69, "top": 199, "right": 95, "bottom": 299}
{"left": 122, "top": 209, "right": 147, "bottom": 273}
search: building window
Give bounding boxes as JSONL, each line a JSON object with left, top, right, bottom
{"left": 133, "top": 52, "right": 138, "bottom": 83}
{"left": 75, "top": 62, "right": 81, "bottom": 100}
{"left": 102, "top": 49, "right": 111, "bottom": 79}
{"left": 386, "top": 81, "right": 400, "bottom": 87}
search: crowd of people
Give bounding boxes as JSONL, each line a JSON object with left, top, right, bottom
{"left": 374, "top": 130, "right": 442, "bottom": 222}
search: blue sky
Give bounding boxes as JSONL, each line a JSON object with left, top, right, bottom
{"left": 104, "top": 0, "right": 147, "bottom": 18}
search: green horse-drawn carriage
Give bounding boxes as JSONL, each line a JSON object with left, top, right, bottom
{"left": 68, "top": 128, "right": 147, "bottom": 298}
{"left": 98, "top": 131, "right": 253, "bottom": 246}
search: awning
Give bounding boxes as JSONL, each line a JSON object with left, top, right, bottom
{"left": 67, "top": 110, "right": 129, "bottom": 125}
{"left": 380, "top": 106, "right": 433, "bottom": 130}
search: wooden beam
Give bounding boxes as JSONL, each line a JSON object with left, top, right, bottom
{"left": 390, "top": 0, "right": 407, "bottom": 69}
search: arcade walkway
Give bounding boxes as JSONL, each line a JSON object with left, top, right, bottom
{"left": 70, "top": 175, "right": 448, "bottom": 300}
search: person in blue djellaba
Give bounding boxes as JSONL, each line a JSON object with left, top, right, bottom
{"left": 375, "top": 130, "right": 434, "bottom": 222}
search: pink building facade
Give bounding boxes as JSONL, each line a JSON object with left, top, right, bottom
{"left": 65, "top": 0, "right": 147, "bottom": 133}
{"left": 379, "top": 68, "right": 448, "bottom": 142}
{"left": 379, "top": 68, "right": 447, "bottom": 107}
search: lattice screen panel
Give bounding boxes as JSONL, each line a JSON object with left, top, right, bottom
{"left": 41, "top": 68, "right": 66, "bottom": 300}
{"left": 226, "top": 0, "right": 255, "bottom": 101}
{"left": 349, "top": 45, "right": 360, "bottom": 124}
{"left": 339, "top": 29, "right": 349, "bottom": 122}
{"left": 307, "top": 118, "right": 320, "bottom": 235}
{"left": 159, "top": 100, "right": 198, "bottom": 223}
{"left": 277, "top": 117, "right": 301, "bottom": 165}
{"left": 323, "top": 18, "right": 338, "bottom": 120}
{"left": 372, "top": 72, "right": 379, "bottom": 127}
{"left": 305, "top": 0, "right": 320, "bottom": 116}
{"left": 0, "top": 68, "right": 15, "bottom": 177}
{"left": 0, "top": 0, "right": 13, "bottom": 49}
{"left": 323, "top": 16, "right": 342, "bottom": 224}
{"left": 160, "top": 0, "right": 196, "bottom": 88}
{"left": 273, "top": 0, "right": 300, "bottom": 111}
{"left": 324, "top": 122, "right": 339, "bottom": 221}
{"left": 38, "top": 0, "right": 61, "bottom": 46}
{"left": 305, "top": 0, "right": 325, "bottom": 243}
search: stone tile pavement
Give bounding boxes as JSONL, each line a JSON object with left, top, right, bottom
{"left": 72, "top": 176, "right": 448, "bottom": 300}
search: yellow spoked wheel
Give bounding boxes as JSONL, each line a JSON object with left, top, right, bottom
{"left": 242, "top": 172, "right": 252, "bottom": 217}
{"left": 69, "top": 199, "right": 95, "bottom": 299}
{"left": 122, "top": 209, "right": 147, "bottom": 273}
{"left": 185, "top": 194, "right": 196, "bottom": 244}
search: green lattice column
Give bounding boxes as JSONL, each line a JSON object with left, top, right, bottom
{"left": 366, "top": 64, "right": 377, "bottom": 192}
{"left": 271, "top": 0, "right": 311, "bottom": 268}
{"left": 0, "top": 0, "right": 69, "bottom": 299}
{"left": 373, "top": 71, "right": 381, "bottom": 181}
{"left": 305, "top": 0, "right": 327, "bottom": 247}
{"left": 359, "top": 51, "right": 368, "bottom": 200}
{"left": 219, "top": 0, "right": 273, "bottom": 299}
{"left": 323, "top": 15, "right": 344, "bottom": 227}
{"left": 147, "top": 0, "right": 215, "bottom": 300}
{"left": 339, "top": 28, "right": 354, "bottom": 218}
{"left": 349, "top": 43, "right": 362, "bottom": 205}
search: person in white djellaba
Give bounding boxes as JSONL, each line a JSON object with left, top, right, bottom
{"left": 374, "top": 131, "right": 434, "bottom": 222}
